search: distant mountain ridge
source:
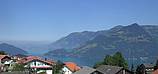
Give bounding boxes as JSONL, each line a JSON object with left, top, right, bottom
{"left": 49, "top": 30, "right": 110, "bottom": 50}
{"left": 48, "top": 23, "right": 158, "bottom": 51}
{"left": 49, "top": 31, "right": 97, "bottom": 49}
{"left": 45, "top": 23, "right": 158, "bottom": 66}
{"left": 0, "top": 43, "right": 28, "bottom": 55}
{"left": 72, "top": 23, "right": 158, "bottom": 58}
{"left": 0, "top": 41, "right": 51, "bottom": 55}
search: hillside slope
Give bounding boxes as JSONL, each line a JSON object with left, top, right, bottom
{"left": 0, "top": 43, "right": 28, "bottom": 55}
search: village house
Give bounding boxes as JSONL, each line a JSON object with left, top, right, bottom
{"left": 96, "top": 65, "right": 132, "bottom": 74}
{"left": 62, "top": 62, "right": 81, "bottom": 74}
{"left": 0, "top": 55, "right": 13, "bottom": 72}
{"left": 137, "top": 64, "right": 154, "bottom": 74}
{"left": 18, "top": 56, "right": 55, "bottom": 74}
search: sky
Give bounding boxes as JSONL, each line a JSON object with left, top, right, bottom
{"left": 0, "top": 0, "right": 158, "bottom": 41}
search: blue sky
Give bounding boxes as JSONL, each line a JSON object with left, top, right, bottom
{"left": 0, "top": 0, "right": 158, "bottom": 41}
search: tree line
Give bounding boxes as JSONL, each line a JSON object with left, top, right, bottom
{"left": 93, "top": 52, "right": 128, "bottom": 69}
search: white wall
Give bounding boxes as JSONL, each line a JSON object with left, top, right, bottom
{"left": 62, "top": 66, "right": 73, "bottom": 74}
{"left": 4, "top": 60, "right": 13, "bottom": 65}
{"left": 26, "top": 61, "right": 51, "bottom": 68}
{"left": 46, "top": 70, "right": 52, "bottom": 74}
{"left": 25, "top": 60, "right": 53, "bottom": 74}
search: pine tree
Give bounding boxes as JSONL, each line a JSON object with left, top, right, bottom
{"left": 0, "top": 51, "right": 7, "bottom": 55}
{"left": 113, "top": 52, "right": 128, "bottom": 68}
{"left": 131, "top": 64, "right": 134, "bottom": 74}
{"left": 103, "top": 55, "right": 114, "bottom": 65}
{"left": 52, "top": 60, "right": 64, "bottom": 74}
{"left": 154, "top": 60, "right": 158, "bottom": 70}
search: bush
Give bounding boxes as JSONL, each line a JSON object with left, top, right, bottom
{"left": 12, "top": 63, "right": 25, "bottom": 71}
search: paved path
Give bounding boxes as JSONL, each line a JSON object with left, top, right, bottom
{"left": 1, "top": 71, "right": 30, "bottom": 74}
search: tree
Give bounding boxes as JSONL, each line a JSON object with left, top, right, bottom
{"left": 113, "top": 52, "right": 128, "bottom": 69}
{"left": 136, "top": 64, "right": 146, "bottom": 74}
{"left": 136, "top": 65, "right": 140, "bottom": 74}
{"left": 12, "top": 63, "right": 25, "bottom": 71}
{"left": 103, "top": 55, "right": 114, "bottom": 65}
{"left": 155, "top": 60, "right": 158, "bottom": 70}
{"left": 0, "top": 51, "right": 7, "bottom": 55}
{"left": 94, "top": 52, "right": 128, "bottom": 69}
{"left": 93, "top": 61, "right": 103, "bottom": 68}
{"left": 131, "top": 64, "right": 135, "bottom": 74}
{"left": 53, "top": 60, "right": 64, "bottom": 74}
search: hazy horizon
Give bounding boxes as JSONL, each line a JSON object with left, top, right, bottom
{"left": 1, "top": 0, "right": 158, "bottom": 41}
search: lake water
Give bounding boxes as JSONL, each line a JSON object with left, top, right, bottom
{"left": 40, "top": 55, "right": 157, "bottom": 68}
{"left": 41, "top": 55, "right": 98, "bottom": 67}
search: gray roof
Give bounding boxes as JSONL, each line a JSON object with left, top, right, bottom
{"left": 143, "top": 64, "right": 154, "bottom": 68}
{"left": 96, "top": 65, "right": 123, "bottom": 74}
{"left": 73, "top": 66, "right": 96, "bottom": 74}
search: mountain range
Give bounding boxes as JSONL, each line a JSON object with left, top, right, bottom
{"left": 1, "top": 23, "right": 158, "bottom": 66}
{"left": 45, "top": 23, "right": 158, "bottom": 66}
{"left": 0, "top": 41, "right": 51, "bottom": 55}
{"left": 0, "top": 43, "right": 28, "bottom": 55}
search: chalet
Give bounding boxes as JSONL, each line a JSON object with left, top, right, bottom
{"left": 62, "top": 62, "right": 81, "bottom": 74}
{"left": 96, "top": 65, "right": 132, "bottom": 74}
{"left": 18, "top": 56, "right": 55, "bottom": 74}
{"left": 137, "top": 64, "right": 154, "bottom": 74}
{"left": 0, "top": 55, "right": 12, "bottom": 65}
{"left": 0, "top": 55, "right": 13, "bottom": 72}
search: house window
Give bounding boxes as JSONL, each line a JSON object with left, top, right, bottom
{"left": 34, "top": 62, "right": 36, "bottom": 66}
{"left": 38, "top": 63, "right": 40, "bottom": 66}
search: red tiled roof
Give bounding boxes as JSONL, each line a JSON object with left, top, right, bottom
{"left": 17, "top": 56, "right": 55, "bottom": 65}
{"left": 17, "top": 56, "right": 38, "bottom": 64}
{"left": 28, "top": 56, "right": 42, "bottom": 59}
{"left": 0, "top": 55, "right": 9, "bottom": 60}
{"left": 64, "top": 62, "right": 81, "bottom": 72}
{"left": 152, "top": 69, "right": 158, "bottom": 74}
{"left": 31, "top": 66, "right": 52, "bottom": 69}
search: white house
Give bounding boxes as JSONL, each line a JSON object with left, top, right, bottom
{"left": 19, "top": 56, "right": 55, "bottom": 74}
{"left": 63, "top": 66, "right": 73, "bottom": 74}
{"left": 62, "top": 62, "right": 80, "bottom": 74}
{"left": 0, "top": 55, "right": 12, "bottom": 65}
{"left": 0, "top": 55, "right": 13, "bottom": 72}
